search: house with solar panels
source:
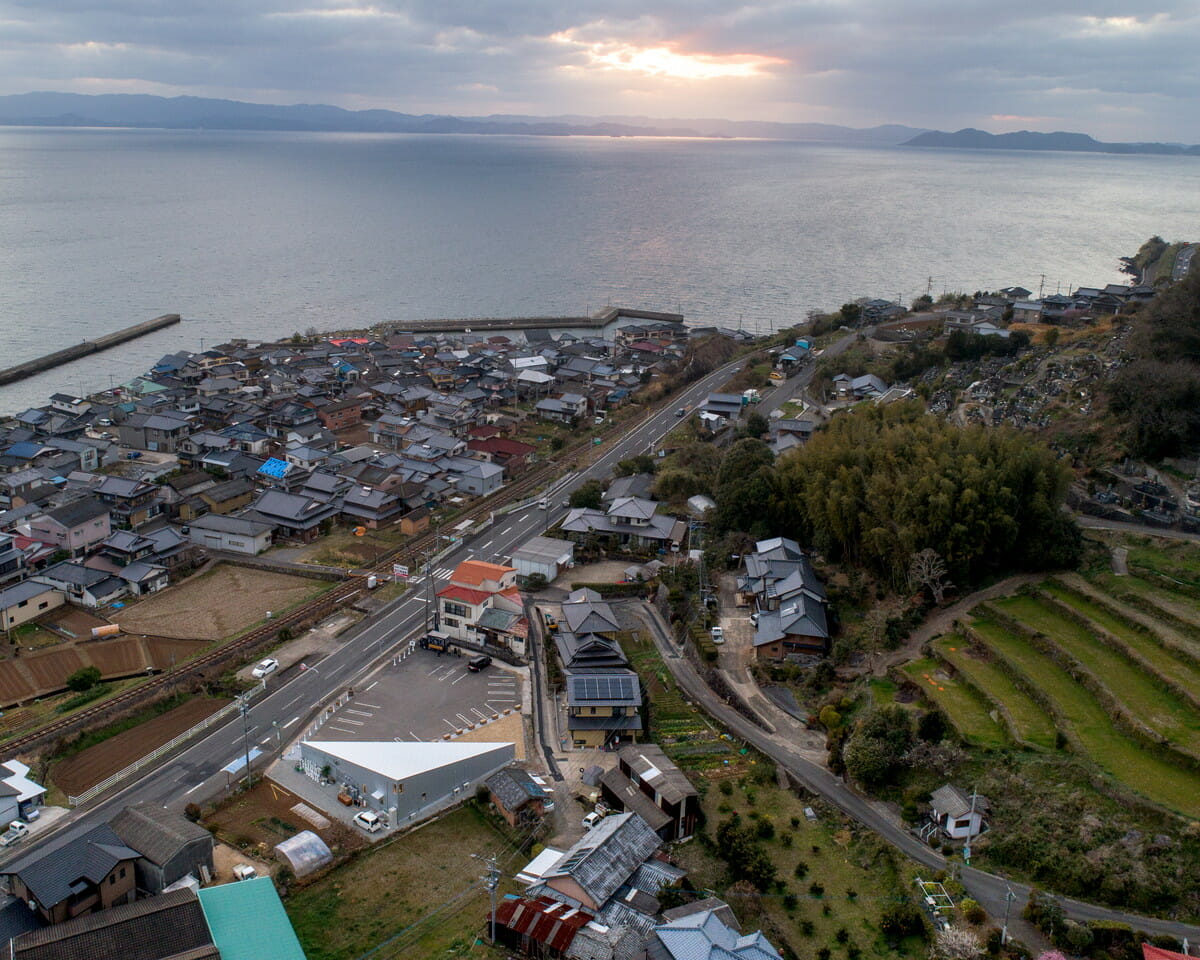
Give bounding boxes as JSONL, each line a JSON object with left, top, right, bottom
{"left": 565, "top": 671, "right": 642, "bottom": 749}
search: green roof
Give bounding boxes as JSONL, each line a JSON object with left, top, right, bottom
{"left": 198, "top": 876, "right": 307, "bottom": 960}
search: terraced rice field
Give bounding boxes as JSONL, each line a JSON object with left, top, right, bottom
{"left": 932, "top": 635, "right": 1057, "bottom": 749}
{"left": 993, "top": 594, "right": 1200, "bottom": 760}
{"left": 1042, "top": 580, "right": 1200, "bottom": 695}
{"left": 900, "top": 657, "right": 1006, "bottom": 748}
{"left": 968, "top": 615, "right": 1200, "bottom": 817}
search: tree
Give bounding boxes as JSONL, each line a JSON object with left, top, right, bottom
{"left": 66, "top": 666, "right": 102, "bottom": 692}
{"left": 741, "top": 411, "right": 769, "bottom": 439}
{"left": 840, "top": 303, "right": 862, "bottom": 327}
{"left": 932, "top": 927, "right": 984, "bottom": 960}
{"left": 715, "top": 815, "right": 777, "bottom": 890}
{"left": 844, "top": 706, "right": 915, "bottom": 788}
{"left": 909, "top": 548, "right": 953, "bottom": 604}
{"left": 881, "top": 902, "right": 927, "bottom": 940}
{"left": 569, "top": 479, "right": 604, "bottom": 510}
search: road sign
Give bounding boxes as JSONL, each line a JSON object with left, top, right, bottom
{"left": 393, "top": 564, "right": 409, "bottom": 580}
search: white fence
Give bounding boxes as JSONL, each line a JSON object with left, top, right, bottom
{"left": 68, "top": 681, "right": 266, "bottom": 807}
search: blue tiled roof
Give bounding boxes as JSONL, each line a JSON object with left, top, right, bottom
{"left": 257, "top": 457, "right": 290, "bottom": 479}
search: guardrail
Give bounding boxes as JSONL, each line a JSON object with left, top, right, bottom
{"left": 68, "top": 681, "right": 266, "bottom": 807}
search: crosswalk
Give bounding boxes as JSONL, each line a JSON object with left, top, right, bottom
{"left": 410, "top": 567, "right": 454, "bottom": 584}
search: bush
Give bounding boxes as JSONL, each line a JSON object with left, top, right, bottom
{"left": 66, "top": 666, "right": 102, "bottom": 692}
{"left": 799, "top": 919, "right": 815, "bottom": 936}
{"left": 719, "top": 780, "right": 733, "bottom": 796}
{"left": 794, "top": 860, "right": 809, "bottom": 878}
{"left": 790, "top": 816, "right": 801, "bottom": 829}
{"left": 784, "top": 893, "right": 799, "bottom": 911}
{"left": 755, "top": 817, "right": 775, "bottom": 840}
{"left": 835, "top": 927, "right": 850, "bottom": 943}
{"left": 817, "top": 949, "right": 832, "bottom": 960}
{"left": 961, "top": 898, "right": 986, "bottom": 925}
{"left": 881, "top": 902, "right": 928, "bottom": 940}
{"left": 184, "top": 802, "right": 202, "bottom": 822}
{"left": 809, "top": 881, "right": 825, "bottom": 897}
{"left": 781, "top": 832, "right": 793, "bottom": 847}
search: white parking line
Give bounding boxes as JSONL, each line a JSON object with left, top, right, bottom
{"left": 329, "top": 725, "right": 359, "bottom": 734}
{"left": 444, "top": 718, "right": 459, "bottom": 729}
{"left": 363, "top": 682, "right": 378, "bottom": 693}
{"left": 471, "top": 707, "right": 489, "bottom": 719}
{"left": 345, "top": 709, "right": 374, "bottom": 718}
{"left": 336, "top": 717, "right": 364, "bottom": 726}
{"left": 450, "top": 671, "right": 468, "bottom": 684}
{"left": 356, "top": 701, "right": 382, "bottom": 709}
{"left": 457, "top": 713, "right": 473, "bottom": 726}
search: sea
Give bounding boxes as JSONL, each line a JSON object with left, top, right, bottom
{"left": 1, "top": 126, "right": 1198, "bottom": 414}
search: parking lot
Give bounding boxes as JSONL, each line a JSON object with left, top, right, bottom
{"left": 315, "top": 647, "right": 523, "bottom": 743}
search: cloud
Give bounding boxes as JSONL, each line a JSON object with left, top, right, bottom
{"left": 0, "top": 0, "right": 1196, "bottom": 139}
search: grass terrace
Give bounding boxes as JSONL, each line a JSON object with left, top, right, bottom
{"left": 968, "top": 616, "right": 1200, "bottom": 817}
{"left": 993, "top": 594, "right": 1200, "bottom": 760}
{"left": 898, "top": 657, "right": 1006, "bottom": 749}
{"left": 932, "top": 635, "right": 1057, "bottom": 750}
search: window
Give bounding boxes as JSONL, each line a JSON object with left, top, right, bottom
{"left": 444, "top": 601, "right": 469, "bottom": 618}
{"left": 120, "top": 867, "right": 126, "bottom": 878}
{"left": 444, "top": 617, "right": 459, "bottom": 628}
{"left": 954, "top": 818, "right": 971, "bottom": 830}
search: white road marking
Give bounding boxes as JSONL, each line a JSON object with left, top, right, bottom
{"left": 410, "top": 730, "right": 419, "bottom": 740}
{"left": 518, "top": 514, "right": 529, "bottom": 522}
{"left": 283, "top": 717, "right": 299, "bottom": 728}
{"left": 346, "top": 709, "right": 374, "bottom": 718}
{"left": 444, "top": 718, "right": 459, "bottom": 729}
{"left": 499, "top": 527, "right": 512, "bottom": 536}
{"left": 355, "top": 701, "right": 382, "bottom": 709}
{"left": 450, "top": 671, "right": 468, "bottom": 684}
{"left": 185, "top": 782, "right": 204, "bottom": 794}
{"left": 336, "top": 717, "right": 364, "bottom": 726}
{"left": 363, "top": 681, "right": 378, "bottom": 693}
{"left": 471, "top": 707, "right": 489, "bottom": 719}
{"left": 457, "top": 713, "right": 473, "bottom": 726}
{"left": 329, "top": 725, "right": 359, "bottom": 734}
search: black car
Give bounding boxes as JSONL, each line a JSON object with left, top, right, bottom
{"left": 467, "top": 655, "right": 493, "bottom": 672}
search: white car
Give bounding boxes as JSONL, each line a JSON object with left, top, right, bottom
{"left": 710, "top": 626, "right": 724, "bottom": 644}
{"left": 354, "top": 810, "right": 385, "bottom": 833}
{"left": 251, "top": 658, "right": 278, "bottom": 679}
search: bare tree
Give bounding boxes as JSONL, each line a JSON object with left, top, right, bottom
{"left": 909, "top": 548, "right": 953, "bottom": 605}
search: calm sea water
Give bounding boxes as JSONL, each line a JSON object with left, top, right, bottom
{"left": 1, "top": 127, "right": 1198, "bottom": 413}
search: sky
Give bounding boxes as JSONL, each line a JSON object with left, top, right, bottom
{"left": 0, "top": 1, "right": 1197, "bottom": 141}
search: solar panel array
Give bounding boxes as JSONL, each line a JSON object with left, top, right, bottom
{"left": 570, "top": 674, "right": 638, "bottom": 701}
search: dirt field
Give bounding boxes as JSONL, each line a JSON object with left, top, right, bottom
{"left": 116, "top": 565, "right": 327, "bottom": 640}
{"left": 450, "top": 711, "right": 527, "bottom": 760}
{"left": 51, "top": 696, "right": 230, "bottom": 798}
{"left": 207, "top": 779, "right": 363, "bottom": 860}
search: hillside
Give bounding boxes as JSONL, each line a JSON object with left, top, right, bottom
{"left": 905, "top": 127, "right": 1200, "bottom": 156}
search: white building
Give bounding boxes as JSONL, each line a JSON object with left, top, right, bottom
{"left": 511, "top": 536, "right": 574, "bottom": 583}
{"left": 299, "top": 740, "right": 514, "bottom": 825}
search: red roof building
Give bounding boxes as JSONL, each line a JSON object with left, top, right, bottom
{"left": 491, "top": 896, "right": 593, "bottom": 958}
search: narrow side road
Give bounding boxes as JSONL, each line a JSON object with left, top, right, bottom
{"left": 634, "top": 602, "right": 1200, "bottom": 946}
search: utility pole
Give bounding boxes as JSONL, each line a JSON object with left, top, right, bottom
{"left": 473, "top": 854, "right": 500, "bottom": 943}
{"left": 1001, "top": 886, "right": 1016, "bottom": 945}
{"left": 1038, "top": 274, "right": 1046, "bottom": 298}
{"left": 239, "top": 695, "right": 253, "bottom": 790}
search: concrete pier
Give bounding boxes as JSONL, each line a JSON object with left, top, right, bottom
{"left": 0, "top": 314, "right": 181, "bottom": 387}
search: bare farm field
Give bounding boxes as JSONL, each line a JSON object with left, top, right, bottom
{"left": 116, "top": 565, "right": 329, "bottom": 640}
{"left": 51, "top": 695, "right": 230, "bottom": 798}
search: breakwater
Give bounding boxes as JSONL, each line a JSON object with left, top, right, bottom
{"left": 0, "top": 314, "right": 181, "bottom": 387}
{"left": 397, "top": 306, "right": 683, "bottom": 334}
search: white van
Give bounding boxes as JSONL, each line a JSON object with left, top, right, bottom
{"left": 353, "top": 810, "right": 385, "bottom": 833}
{"left": 582, "top": 811, "right": 604, "bottom": 831}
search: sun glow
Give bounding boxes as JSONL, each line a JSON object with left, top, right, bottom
{"left": 552, "top": 32, "right": 785, "bottom": 81}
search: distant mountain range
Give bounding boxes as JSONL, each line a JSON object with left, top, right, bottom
{"left": 0, "top": 92, "right": 923, "bottom": 143}
{"left": 905, "top": 127, "right": 1200, "bottom": 156}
